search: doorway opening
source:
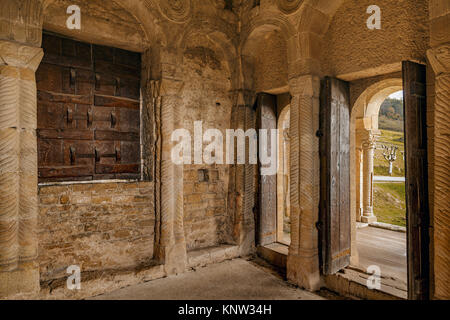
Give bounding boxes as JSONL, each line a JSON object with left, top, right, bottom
{"left": 256, "top": 93, "right": 291, "bottom": 264}
{"left": 320, "top": 62, "right": 430, "bottom": 300}
{"left": 354, "top": 89, "right": 407, "bottom": 286}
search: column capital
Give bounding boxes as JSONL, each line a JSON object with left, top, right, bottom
{"left": 0, "top": 0, "right": 45, "bottom": 47}
{"left": 288, "top": 74, "right": 320, "bottom": 97}
{"left": 361, "top": 131, "right": 380, "bottom": 149}
{"left": 0, "top": 40, "right": 43, "bottom": 71}
{"left": 427, "top": 44, "right": 450, "bottom": 76}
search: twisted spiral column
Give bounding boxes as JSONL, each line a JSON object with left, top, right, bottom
{"left": 286, "top": 75, "right": 321, "bottom": 291}
{"left": 0, "top": 40, "right": 43, "bottom": 298}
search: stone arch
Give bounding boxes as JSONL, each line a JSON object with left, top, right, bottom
{"left": 349, "top": 78, "right": 403, "bottom": 265}
{"left": 352, "top": 78, "right": 403, "bottom": 126}
{"left": 241, "top": 13, "right": 298, "bottom": 73}
{"left": 176, "top": 18, "right": 239, "bottom": 88}
{"left": 241, "top": 14, "right": 297, "bottom": 93}
{"left": 41, "top": 0, "right": 167, "bottom": 50}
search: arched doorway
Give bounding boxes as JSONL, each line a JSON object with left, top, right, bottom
{"left": 351, "top": 79, "right": 407, "bottom": 288}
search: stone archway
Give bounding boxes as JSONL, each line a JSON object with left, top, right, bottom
{"left": 351, "top": 78, "right": 403, "bottom": 225}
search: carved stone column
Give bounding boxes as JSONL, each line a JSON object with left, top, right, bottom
{"left": 153, "top": 77, "right": 187, "bottom": 275}
{"left": 286, "top": 75, "right": 321, "bottom": 291}
{"left": 0, "top": 0, "right": 44, "bottom": 299}
{"left": 355, "top": 146, "right": 363, "bottom": 222}
{"left": 427, "top": 43, "right": 450, "bottom": 299}
{"left": 228, "top": 89, "right": 256, "bottom": 256}
{"left": 0, "top": 40, "right": 43, "bottom": 298}
{"left": 361, "top": 131, "right": 378, "bottom": 223}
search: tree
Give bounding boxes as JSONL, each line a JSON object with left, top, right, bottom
{"left": 381, "top": 144, "right": 398, "bottom": 175}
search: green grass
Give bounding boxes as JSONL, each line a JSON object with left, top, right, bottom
{"left": 379, "top": 115, "right": 404, "bottom": 132}
{"left": 373, "top": 182, "right": 406, "bottom": 227}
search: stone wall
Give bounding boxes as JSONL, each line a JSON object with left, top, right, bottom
{"left": 183, "top": 167, "right": 229, "bottom": 251}
{"left": 180, "top": 39, "right": 233, "bottom": 251}
{"left": 38, "top": 181, "right": 155, "bottom": 281}
{"left": 323, "top": 0, "right": 429, "bottom": 78}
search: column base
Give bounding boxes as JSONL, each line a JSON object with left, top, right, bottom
{"left": 287, "top": 253, "right": 321, "bottom": 291}
{"left": 155, "top": 242, "right": 187, "bottom": 275}
{"left": 361, "top": 215, "right": 377, "bottom": 223}
{"left": 0, "top": 261, "right": 40, "bottom": 299}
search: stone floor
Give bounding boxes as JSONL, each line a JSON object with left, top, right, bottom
{"left": 91, "top": 258, "right": 325, "bottom": 300}
{"left": 356, "top": 226, "right": 407, "bottom": 283}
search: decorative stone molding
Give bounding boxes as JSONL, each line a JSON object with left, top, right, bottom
{"left": 227, "top": 88, "right": 257, "bottom": 256}
{"left": 426, "top": 43, "right": 450, "bottom": 300}
{"left": 158, "top": 0, "right": 192, "bottom": 23}
{"left": 287, "top": 74, "right": 321, "bottom": 291}
{"left": 0, "top": 40, "right": 42, "bottom": 277}
{"left": 0, "top": 0, "right": 44, "bottom": 47}
{"left": 427, "top": 44, "right": 450, "bottom": 76}
{"left": 276, "top": 0, "right": 303, "bottom": 15}
{"left": 0, "top": 41, "right": 43, "bottom": 71}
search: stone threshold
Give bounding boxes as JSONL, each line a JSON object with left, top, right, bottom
{"left": 325, "top": 266, "right": 407, "bottom": 300}
{"left": 256, "top": 243, "right": 288, "bottom": 269}
{"left": 187, "top": 244, "right": 241, "bottom": 269}
{"left": 369, "top": 222, "right": 406, "bottom": 233}
{"left": 357, "top": 221, "right": 406, "bottom": 232}
{"left": 38, "top": 260, "right": 165, "bottom": 300}
{"left": 38, "top": 179, "right": 140, "bottom": 187}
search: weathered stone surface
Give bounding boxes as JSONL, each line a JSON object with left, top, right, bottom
{"left": 0, "top": 0, "right": 447, "bottom": 301}
{"left": 38, "top": 182, "right": 155, "bottom": 282}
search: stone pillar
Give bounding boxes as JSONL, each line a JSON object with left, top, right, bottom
{"left": 153, "top": 77, "right": 187, "bottom": 275}
{"left": 361, "top": 132, "right": 378, "bottom": 223}
{"left": 355, "top": 146, "right": 363, "bottom": 222}
{"left": 228, "top": 89, "right": 256, "bottom": 256}
{"left": 427, "top": 0, "right": 450, "bottom": 299}
{"left": 286, "top": 75, "right": 321, "bottom": 291}
{"left": 0, "top": 0, "right": 44, "bottom": 299}
{"left": 0, "top": 40, "right": 43, "bottom": 298}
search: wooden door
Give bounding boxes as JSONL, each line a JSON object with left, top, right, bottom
{"left": 319, "top": 77, "right": 351, "bottom": 275}
{"left": 402, "top": 61, "right": 430, "bottom": 300}
{"left": 257, "top": 93, "right": 277, "bottom": 246}
{"left": 36, "top": 33, "right": 141, "bottom": 182}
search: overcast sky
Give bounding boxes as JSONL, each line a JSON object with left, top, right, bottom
{"left": 389, "top": 90, "right": 403, "bottom": 100}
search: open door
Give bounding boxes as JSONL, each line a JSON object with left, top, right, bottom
{"left": 402, "top": 61, "right": 430, "bottom": 300}
{"left": 256, "top": 93, "right": 277, "bottom": 246}
{"left": 319, "top": 77, "right": 351, "bottom": 275}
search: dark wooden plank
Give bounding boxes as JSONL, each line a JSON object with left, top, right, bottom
{"left": 319, "top": 77, "right": 351, "bottom": 275}
{"left": 39, "top": 166, "right": 93, "bottom": 178}
{"left": 38, "top": 139, "right": 63, "bottom": 166}
{"left": 95, "top": 163, "right": 139, "bottom": 174}
{"left": 94, "top": 95, "right": 140, "bottom": 110}
{"left": 257, "top": 93, "right": 277, "bottom": 246}
{"left": 37, "top": 129, "right": 94, "bottom": 140}
{"left": 37, "top": 101, "right": 68, "bottom": 129}
{"left": 402, "top": 61, "right": 430, "bottom": 300}
{"left": 37, "top": 91, "right": 92, "bottom": 105}
{"left": 120, "top": 141, "right": 141, "bottom": 163}
{"left": 94, "top": 60, "right": 140, "bottom": 80}
{"left": 42, "top": 53, "right": 92, "bottom": 70}
{"left": 94, "top": 130, "right": 139, "bottom": 141}
{"left": 117, "top": 109, "right": 140, "bottom": 132}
